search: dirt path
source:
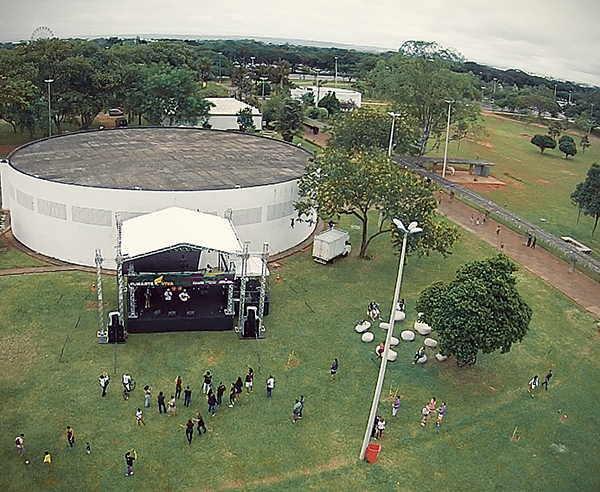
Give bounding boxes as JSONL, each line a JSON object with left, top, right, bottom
{"left": 438, "top": 193, "right": 600, "bottom": 319}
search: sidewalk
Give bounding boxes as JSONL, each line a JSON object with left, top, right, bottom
{"left": 438, "top": 194, "right": 600, "bottom": 319}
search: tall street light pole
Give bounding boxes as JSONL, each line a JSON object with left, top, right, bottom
{"left": 218, "top": 53, "right": 222, "bottom": 83}
{"left": 442, "top": 100, "right": 454, "bottom": 178}
{"left": 387, "top": 112, "right": 402, "bottom": 157}
{"left": 44, "top": 78, "right": 54, "bottom": 137}
{"left": 359, "top": 219, "right": 422, "bottom": 461}
{"left": 334, "top": 56, "right": 338, "bottom": 88}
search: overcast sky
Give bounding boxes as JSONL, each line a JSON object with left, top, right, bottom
{"left": 1, "top": 0, "right": 598, "bottom": 87}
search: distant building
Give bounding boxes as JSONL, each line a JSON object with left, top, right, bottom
{"left": 205, "top": 98, "right": 262, "bottom": 130}
{"left": 290, "top": 86, "right": 362, "bottom": 109}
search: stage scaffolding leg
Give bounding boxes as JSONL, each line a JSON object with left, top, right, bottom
{"left": 258, "top": 242, "right": 269, "bottom": 336}
{"left": 237, "top": 242, "right": 250, "bottom": 334}
{"left": 95, "top": 249, "right": 105, "bottom": 334}
{"left": 115, "top": 214, "right": 125, "bottom": 327}
{"left": 225, "top": 284, "right": 234, "bottom": 316}
{"left": 127, "top": 263, "right": 138, "bottom": 319}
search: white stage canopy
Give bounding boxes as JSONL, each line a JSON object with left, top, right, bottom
{"left": 121, "top": 207, "right": 242, "bottom": 260}
{"left": 232, "top": 256, "right": 270, "bottom": 277}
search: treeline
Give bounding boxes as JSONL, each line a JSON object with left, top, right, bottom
{"left": 0, "top": 37, "right": 598, "bottom": 139}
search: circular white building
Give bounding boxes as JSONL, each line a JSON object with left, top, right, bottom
{"left": 1, "top": 127, "right": 315, "bottom": 268}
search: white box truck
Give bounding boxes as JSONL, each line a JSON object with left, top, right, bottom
{"left": 312, "top": 228, "right": 351, "bottom": 264}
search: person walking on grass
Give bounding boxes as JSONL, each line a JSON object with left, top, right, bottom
{"left": 541, "top": 370, "right": 553, "bottom": 390}
{"left": 194, "top": 413, "right": 207, "bottom": 435}
{"left": 208, "top": 391, "right": 217, "bottom": 416}
{"left": 292, "top": 400, "right": 302, "bottom": 423}
{"left": 136, "top": 408, "right": 146, "bottom": 426}
{"left": 144, "top": 386, "right": 153, "bottom": 408}
{"left": 203, "top": 371, "right": 212, "bottom": 394}
{"left": 66, "top": 426, "right": 75, "bottom": 447}
{"left": 184, "top": 386, "right": 192, "bottom": 407}
{"left": 234, "top": 377, "right": 243, "bottom": 401}
{"left": 299, "top": 395, "right": 305, "bottom": 418}
{"left": 125, "top": 450, "right": 137, "bottom": 476}
{"left": 376, "top": 416, "right": 386, "bottom": 439}
{"left": 330, "top": 358, "right": 338, "bottom": 380}
{"left": 528, "top": 375, "right": 539, "bottom": 395}
{"left": 175, "top": 376, "right": 183, "bottom": 399}
{"left": 436, "top": 402, "right": 447, "bottom": 427}
{"left": 99, "top": 373, "right": 110, "bottom": 397}
{"left": 157, "top": 392, "right": 167, "bottom": 414}
{"left": 266, "top": 375, "right": 275, "bottom": 398}
{"left": 392, "top": 396, "right": 402, "bottom": 417}
{"left": 421, "top": 406, "right": 430, "bottom": 426}
{"left": 229, "top": 384, "right": 236, "bottom": 407}
{"left": 15, "top": 434, "right": 25, "bottom": 457}
{"left": 184, "top": 419, "right": 194, "bottom": 445}
{"left": 167, "top": 396, "right": 176, "bottom": 415}
{"left": 216, "top": 382, "right": 226, "bottom": 406}
{"left": 245, "top": 367, "right": 254, "bottom": 394}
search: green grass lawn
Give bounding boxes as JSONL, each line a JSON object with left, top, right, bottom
{"left": 1, "top": 214, "right": 599, "bottom": 492}
{"left": 0, "top": 234, "right": 48, "bottom": 269}
{"left": 432, "top": 114, "right": 600, "bottom": 258}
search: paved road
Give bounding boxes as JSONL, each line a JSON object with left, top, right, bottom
{"left": 397, "top": 157, "right": 600, "bottom": 279}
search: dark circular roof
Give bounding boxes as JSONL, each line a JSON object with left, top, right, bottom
{"left": 8, "top": 127, "right": 311, "bottom": 191}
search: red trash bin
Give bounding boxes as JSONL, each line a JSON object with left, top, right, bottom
{"left": 365, "top": 443, "right": 381, "bottom": 463}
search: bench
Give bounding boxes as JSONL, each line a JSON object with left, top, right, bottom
{"left": 560, "top": 236, "right": 592, "bottom": 254}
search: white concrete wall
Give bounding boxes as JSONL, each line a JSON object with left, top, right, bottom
{"left": 1, "top": 164, "right": 316, "bottom": 269}
{"left": 208, "top": 115, "right": 263, "bottom": 131}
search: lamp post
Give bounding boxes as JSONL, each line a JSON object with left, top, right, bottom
{"left": 387, "top": 112, "right": 402, "bottom": 157}
{"left": 334, "top": 56, "right": 338, "bottom": 88}
{"left": 44, "top": 78, "right": 54, "bottom": 137}
{"left": 359, "top": 219, "right": 422, "bottom": 461}
{"left": 218, "top": 53, "right": 222, "bottom": 83}
{"left": 251, "top": 56, "right": 255, "bottom": 67}
{"left": 442, "top": 100, "right": 454, "bottom": 179}
{"left": 554, "top": 84, "right": 557, "bottom": 101}
{"left": 260, "top": 76, "right": 268, "bottom": 99}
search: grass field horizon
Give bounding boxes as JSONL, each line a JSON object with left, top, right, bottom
{"left": 1, "top": 213, "right": 599, "bottom": 492}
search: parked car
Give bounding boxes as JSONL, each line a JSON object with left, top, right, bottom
{"left": 109, "top": 108, "right": 124, "bottom": 116}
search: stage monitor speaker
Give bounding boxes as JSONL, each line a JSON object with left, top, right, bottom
{"left": 116, "top": 324, "right": 125, "bottom": 343}
{"left": 168, "top": 311, "right": 177, "bottom": 317}
{"left": 108, "top": 324, "right": 118, "bottom": 343}
{"left": 243, "top": 306, "right": 258, "bottom": 338}
{"left": 186, "top": 310, "right": 195, "bottom": 317}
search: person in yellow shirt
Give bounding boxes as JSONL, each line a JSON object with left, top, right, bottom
{"left": 43, "top": 451, "right": 52, "bottom": 464}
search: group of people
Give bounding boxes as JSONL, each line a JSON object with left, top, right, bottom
{"left": 528, "top": 370, "right": 553, "bottom": 395}
{"left": 420, "top": 397, "right": 447, "bottom": 428}
{"left": 14, "top": 427, "right": 91, "bottom": 467}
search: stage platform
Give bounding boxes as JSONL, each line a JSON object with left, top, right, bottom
{"left": 127, "top": 313, "right": 233, "bottom": 333}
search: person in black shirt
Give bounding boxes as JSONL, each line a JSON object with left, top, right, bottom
{"left": 185, "top": 420, "right": 194, "bottom": 444}
{"left": 125, "top": 450, "right": 137, "bottom": 476}
{"left": 184, "top": 386, "right": 192, "bottom": 407}
{"left": 216, "top": 382, "right": 226, "bottom": 406}
{"left": 157, "top": 392, "right": 167, "bottom": 414}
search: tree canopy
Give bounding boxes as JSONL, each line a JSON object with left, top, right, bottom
{"left": 559, "top": 135, "right": 577, "bottom": 159}
{"left": 417, "top": 254, "right": 532, "bottom": 366}
{"left": 294, "top": 148, "right": 459, "bottom": 258}
{"left": 571, "top": 163, "right": 600, "bottom": 236}
{"left": 328, "top": 107, "right": 419, "bottom": 155}
{"left": 362, "top": 53, "right": 480, "bottom": 155}
{"left": 530, "top": 134, "right": 556, "bottom": 153}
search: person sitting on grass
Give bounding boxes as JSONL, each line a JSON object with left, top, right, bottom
{"left": 413, "top": 346, "right": 426, "bottom": 364}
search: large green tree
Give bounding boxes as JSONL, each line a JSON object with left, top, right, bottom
{"left": 571, "top": 163, "right": 600, "bottom": 236}
{"left": 328, "top": 106, "right": 419, "bottom": 155}
{"left": 530, "top": 134, "right": 556, "bottom": 153}
{"left": 363, "top": 53, "right": 480, "bottom": 155}
{"left": 136, "top": 65, "right": 212, "bottom": 126}
{"left": 559, "top": 135, "right": 577, "bottom": 159}
{"left": 417, "top": 254, "right": 532, "bottom": 366}
{"left": 295, "top": 148, "right": 459, "bottom": 258}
